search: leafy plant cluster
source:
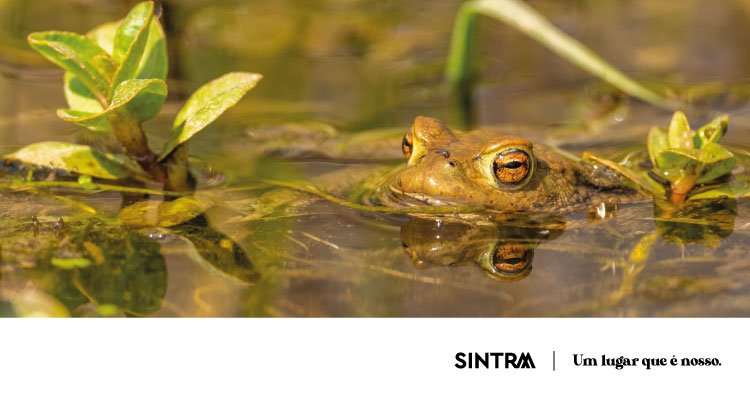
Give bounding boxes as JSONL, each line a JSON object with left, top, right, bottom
{"left": 647, "top": 112, "right": 735, "bottom": 204}
{"left": 3, "top": 1, "right": 261, "bottom": 191}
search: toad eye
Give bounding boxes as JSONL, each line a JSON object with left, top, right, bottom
{"left": 492, "top": 243, "right": 532, "bottom": 275}
{"left": 493, "top": 148, "right": 534, "bottom": 187}
{"left": 402, "top": 129, "right": 414, "bottom": 159}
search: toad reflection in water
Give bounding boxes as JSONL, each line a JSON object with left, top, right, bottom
{"left": 399, "top": 217, "right": 563, "bottom": 282}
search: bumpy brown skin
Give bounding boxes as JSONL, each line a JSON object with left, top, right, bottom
{"left": 386, "top": 116, "right": 595, "bottom": 212}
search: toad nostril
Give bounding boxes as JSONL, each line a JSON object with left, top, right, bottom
{"left": 435, "top": 149, "right": 450, "bottom": 158}
{"left": 448, "top": 160, "right": 457, "bottom": 167}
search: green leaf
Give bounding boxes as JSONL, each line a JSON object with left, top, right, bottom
{"left": 118, "top": 197, "right": 212, "bottom": 227}
{"left": 694, "top": 114, "right": 729, "bottom": 149}
{"left": 136, "top": 16, "right": 168, "bottom": 80}
{"left": 655, "top": 150, "right": 696, "bottom": 184}
{"left": 67, "top": 17, "right": 167, "bottom": 112}
{"left": 58, "top": 78, "right": 167, "bottom": 130}
{"left": 88, "top": 21, "right": 119, "bottom": 52}
{"left": 656, "top": 143, "right": 735, "bottom": 185}
{"left": 581, "top": 152, "right": 665, "bottom": 196}
{"left": 89, "top": 18, "right": 167, "bottom": 81}
{"left": 667, "top": 111, "right": 693, "bottom": 150}
{"left": 696, "top": 143, "right": 736, "bottom": 184}
{"left": 697, "top": 157, "right": 735, "bottom": 184}
{"left": 64, "top": 72, "right": 104, "bottom": 113}
{"left": 110, "top": 1, "right": 155, "bottom": 93}
{"left": 3, "top": 141, "right": 146, "bottom": 180}
{"left": 63, "top": 22, "right": 119, "bottom": 112}
{"left": 647, "top": 126, "right": 668, "bottom": 168}
{"left": 661, "top": 143, "right": 734, "bottom": 165}
{"left": 159, "top": 72, "right": 262, "bottom": 161}
{"left": 690, "top": 177, "right": 750, "bottom": 200}
{"left": 28, "top": 31, "right": 115, "bottom": 106}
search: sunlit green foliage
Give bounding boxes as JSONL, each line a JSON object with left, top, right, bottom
{"left": 647, "top": 112, "right": 735, "bottom": 204}
{"left": 6, "top": 1, "right": 261, "bottom": 190}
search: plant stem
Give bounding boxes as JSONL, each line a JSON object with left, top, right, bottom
{"left": 446, "top": 0, "right": 680, "bottom": 110}
{"left": 165, "top": 144, "right": 192, "bottom": 192}
{"left": 109, "top": 113, "right": 166, "bottom": 182}
{"left": 670, "top": 174, "right": 696, "bottom": 205}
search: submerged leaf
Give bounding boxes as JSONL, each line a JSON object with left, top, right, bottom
{"left": 67, "top": 220, "right": 167, "bottom": 316}
{"left": 58, "top": 78, "right": 167, "bottom": 129}
{"left": 51, "top": 257, "right": 92, "bottom": 269}
{"left": 110, "top": 1, "right": 155, "bottom": 93}
{"left": 159, "top": 72, "right": 262, "bottom": 160}
{"left": 28, "top": 31, "right": 115, "bottom": 106}
{"left": 172, "top": 224, "right": 261, "bottom": 285}
{"left": 118, "top": 197, "right": 211, "bottom": 227}
{"left": 4, "top": 141, "right": 145, "bottom": 179}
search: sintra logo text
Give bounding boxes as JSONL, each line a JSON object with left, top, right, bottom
{"left": 455, "top": 352, "right": 536, "bottom": 369}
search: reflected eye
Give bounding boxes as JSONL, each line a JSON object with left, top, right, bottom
{"left": 492, "top": 244, "right": 532, "bottom": 274}
{"left": 402, "top": 130, "right": 414, "bottom": 159}
{"left": 493, "top": 149, "right": 533, "bottom": 187}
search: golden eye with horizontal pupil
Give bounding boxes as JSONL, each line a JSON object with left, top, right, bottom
{"left": 493, "top": 149, "right": 533, "bottom": 186}
{"left": 402, "top": 130, "right": 414, "bottom": 159}
{"left": 492, "top": 244, "right": 532, "bottom": 274}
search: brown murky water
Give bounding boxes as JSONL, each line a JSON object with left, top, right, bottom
{"left": 2, "top": 0, "right": 750, "bottom": 316}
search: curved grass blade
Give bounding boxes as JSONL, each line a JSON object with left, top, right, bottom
{"left": 159, "top": 72, "right": 262, "bottom": 161}
{"left": 446, "top": 0, "right": 678, "bottom": 110}
{"left": 28, "top": 31, "right": 115, "bottom": 106}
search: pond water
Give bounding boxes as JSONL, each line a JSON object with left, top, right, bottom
{"left": 2, "top": 0, "right": 750, "bottom": 316}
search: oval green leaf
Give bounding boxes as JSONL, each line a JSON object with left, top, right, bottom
{"left": 661, "top": 143, "right": 734, "bottom": 165}
{"left": 695, "top": 114, "right": 729, "bottom": 149}
{"left": 159, "top": 72, "right": 262, "bottom": 161}
{"left": 64, "top": 71, "right": 104, "bottom": 113}
{"left": 88, "top": 18, "right": 167, "bottom": 81}
{"left": 28, "top": 31, "right": 115, "bottom": 106}
{"left": 58, "top": 78, "right": 167, "bottom": 130}
{"left": 667, "top": 111, "right": 693, "bottom": 150}
{"left": 68, "top": 16, "right": 168, "bottom": 112}
{"left": 110, "top": 1, "right": 155, "bottom": 93}
{"left": 647, "top": 126, "right": 668, "bottom": 168}
{"left": 3, "top": 141, "right": 145, "bottom": 180}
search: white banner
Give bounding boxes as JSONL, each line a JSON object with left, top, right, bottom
{"left": 0, "top": 318, "right": 745, "bottom": 399}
